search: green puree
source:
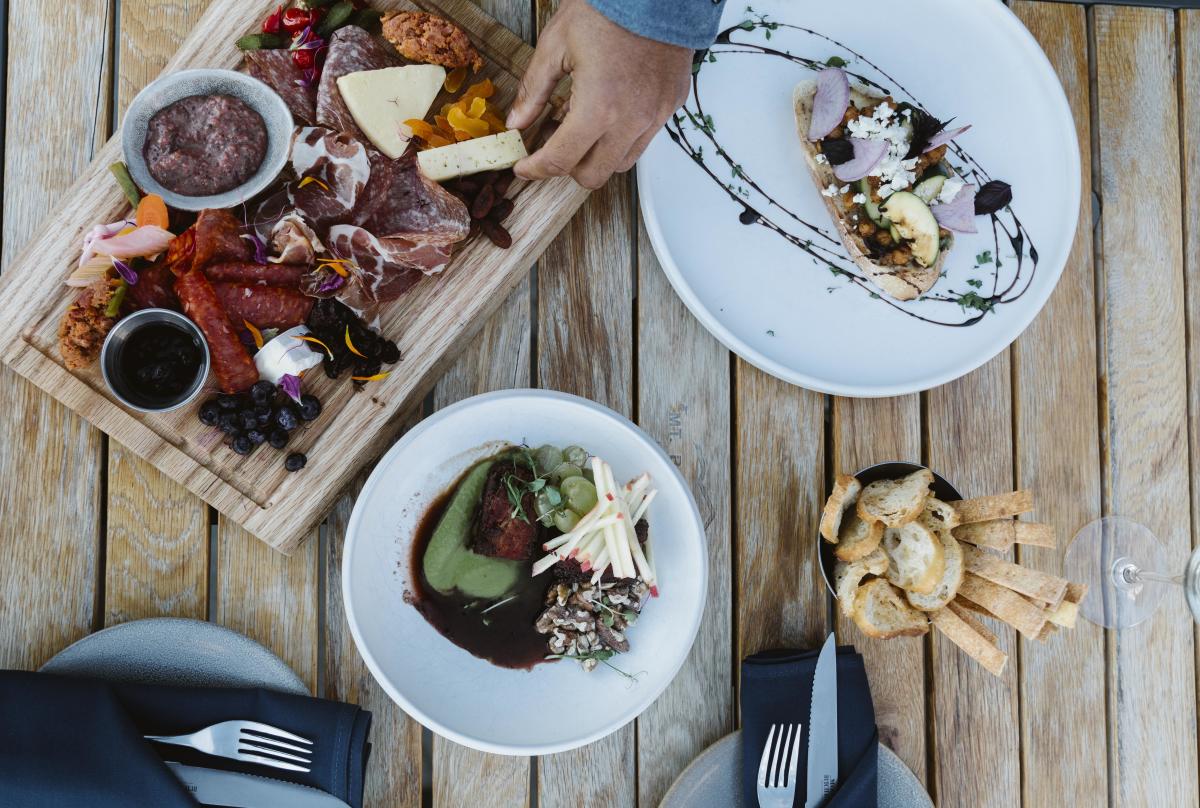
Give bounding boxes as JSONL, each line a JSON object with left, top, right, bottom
{"left": 422, "top": 460, "right": 523, "bottom": 599}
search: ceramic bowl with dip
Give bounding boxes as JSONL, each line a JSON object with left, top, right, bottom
{"left": 101, "top": 308, "right": 210, "bottom": 413}
{"left": 122, "top": 68, "right": 294, "bottom": 211}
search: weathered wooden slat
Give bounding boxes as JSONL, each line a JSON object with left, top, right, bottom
{"left": 325, "top": 467, "right": 424, "bottom": 808}
{"left": 215, "top": 523, "right": 319, "bottom": 689}
{"left": 0, "top": 0, "right": 112, "bottom": 669}
{"left": 735, "top": 363, "right": 826, "bottom": 656}
{"left": 831, "top": 396, "right": 925, "bottom": 782}
{"left": 103, "top": 0, "right": 212, "bottom": 628}
{"left": 1094, "top": 6, "right": 1198, "bottom": 807}
{"left": 634, "top": 218, "right": 733, "bottom": 806}
{"left": 1009, "top": 4, "right": 1108, "bottom": 806}
{"left": 926, "top": 357, "right": 1021, "bottom": 808}
{"left": 428, "top": 5, "right": 534, "bottom": 804}
{"left": 532, "top": 2, "right": 635, "bottom": 796}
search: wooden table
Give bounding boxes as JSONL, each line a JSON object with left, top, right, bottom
{"left": 1, "top": 1, "right": 1196, "bottom": 806}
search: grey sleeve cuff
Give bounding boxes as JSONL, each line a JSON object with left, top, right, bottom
{"left": 587, "top": 0, "right": 729, "bottom": 50}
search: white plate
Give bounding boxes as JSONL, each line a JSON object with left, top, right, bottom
{"left": 659, "top": 731, "right": 932, "bottom": 808}
{"left": 39, "top": 617, "right": 308, "bottom": 695}
{"left": 637, "top": 0, "right": 1079, "bottom": 396}
{"left": 341, "top": 389, "right": 708, "bottom": 755}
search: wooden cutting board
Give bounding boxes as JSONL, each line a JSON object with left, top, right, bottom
{"left": 0, "top": 0, "right": 588, "bottom": 554}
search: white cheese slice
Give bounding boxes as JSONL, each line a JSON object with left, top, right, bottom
{"left": 416, "top": 130, "right": 528, "bottom": 182}
{"left": 337, "top": 65, "right": 447, "bottom": 159}
{"left": 254, "top": 326, "right": 323, "bottom": 384}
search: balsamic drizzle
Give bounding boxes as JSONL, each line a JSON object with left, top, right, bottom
{"left": 668, "top": 18, "right": 1042, "bottom": 327}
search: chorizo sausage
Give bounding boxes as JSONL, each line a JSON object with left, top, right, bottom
{"left": 174, "top": 267, "right": 259, "bottom": 393}
{"left": 204, "top": 261, "right": 306, "bottom": 287}
{"left": 212, "top": 283, "right": 314, "bottom": 330}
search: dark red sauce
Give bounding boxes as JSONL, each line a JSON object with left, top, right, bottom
{"left": 144, "top": 94, "right": 267, "bottom": 196}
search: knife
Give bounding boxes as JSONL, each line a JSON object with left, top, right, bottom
{"left": 804, "top": 632, "right": 838, "bottom": 808}
{"left": 166, "top": 762, "right": 352, "bottom": 808}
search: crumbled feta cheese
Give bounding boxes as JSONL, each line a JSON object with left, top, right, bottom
{"left": 815, "top": 153, "right": 828, "bottom": 165}
{"left": 852, "top": 193, "right": 867, "bottom": 204}
{"left": 839, "top": 184, "right": 850, "bottom": 194}
{"left": 937, "top": 176, "right": 966, "bottom": 204}
{"left": 821, "top": 183, "right": 840, "bottom": 197}
{"left": 846, "top": 101, "right": 918, "bottom": 198}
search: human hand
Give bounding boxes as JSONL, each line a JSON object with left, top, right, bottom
{"left": 506, "top": 0, "right": 694, "bottom": 189}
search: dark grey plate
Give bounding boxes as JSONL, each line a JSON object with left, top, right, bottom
{"left": 39, "top": 618, "right": 307, "bottom": 694}
{"left": 659, "top": 730, "right": 932, "bottom": 808}
{"left": 122, "top": 68, "right": 294, "bottom": 211}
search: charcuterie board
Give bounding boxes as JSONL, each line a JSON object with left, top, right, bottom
{"left": 0, "top": 0, "right": 588, "bottom": 554}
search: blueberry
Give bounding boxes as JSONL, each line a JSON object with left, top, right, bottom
{"left": 246, "top": 429, "right": 266, "bottom": 446}
{"left": 231, "top": 435, "right": 254, "bottom": 456}
{"left": 218, "top": 413, "right": 241, "bottom": 435}
{"left": 379, "top": 340, "right": 400, "bottom": 364}
{"left": 268, "top": 429, "right": 289, "bottom": 450}
{"left": 275, "top": 406, "right": 299, "bottom": 431}
{"left": 240, "top": 410, "right": 258, "bottom": 430}
{"left": 254, "top": 405, "right": 273, "bottom": 427}
{"left": 284, "top": 452, "right": 307, "bottom": 472}
{"left": 198, "top": 401, "right": 221, "bottom": 426}
{"left": 251, "top": 380, "right": 276, "bottom": 405}
{"left": 217, "top": 394, "right": 241, "bottom": 410}
{"left": 298, "top": 395, "right": 322, "bottom": 422}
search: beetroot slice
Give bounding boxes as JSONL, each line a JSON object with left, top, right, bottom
{"left": 931, "top": 184, "right": 978, "bottom": 233}
{"left": 833, "top": 138, "right": 889, "bottom": 182}
{"left": 924, "top": 124, "right": 972, "bottom": 153}
{"left": 808, "top": 67, "right": 850, "bottom": 141}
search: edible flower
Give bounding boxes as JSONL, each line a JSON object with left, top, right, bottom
{"left": 315, "top": 271, "right": 346, "bottom": 294}
{"left": 241, "top": 232, "right": 270, "bottom": 265}
{"left": 317, "top": 257, "right": 350, "bottom": 277}
{"left": 279, "top": 373, "right": 303, "bottom": 404}
{"left": 344, "top": 326, "right": 367, "bottom": 358}
{"left": 244, "top": 320, "right": 265, "bottom": 351}
{"left": 297, "top": 334, "right": 335, "bottom": 360}
{"left": 112, "top": 258, "right": 139, "bottom": 286}
{"left": 351, "top": 371, "right": 391, "bottom": 383}
{"left": 298, "top": 176, "right": 331, "bottom": 192}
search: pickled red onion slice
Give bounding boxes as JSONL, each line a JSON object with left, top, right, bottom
{"left": 924, "top": 124, "right": 972, "bottom": 153}
{"left": 808, "top": 67, "right": 850, "bottom": 141}
{"left": 833, "top": 138, "right": 889, "bottom": 182}
{"left": 931, "top": 184, "right": 978, "bottom": 233}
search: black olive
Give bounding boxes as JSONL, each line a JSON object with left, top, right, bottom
{"left": 198, "top": 401, "right": 221, "bottom": 426}
{"left": 251, "top": 380, "right": 276, "bottom": 405}
{"left": 275, "top": 406, "right": 300, "bottom": 431}
{"left": 379, "top": 340, "right": 400, "bottom": 364}
{"left": 284, "top": 452, "right": 307, "bottom": 472}
{"left": 246, "top": 429, "right": 267, "bottom": 446}
{"left": 268, "top": 429, "right": 289, "bottom": 450}
{"left": 240, "top": 410, "right": 259, "bottom": 430}
{"left": 355, "top": 359, "right": 382, "bottom": 379}
{"left": 298, "top": 395, "right": 322, "bottom": 422}
{"left": 231, "top": 435, "right": 254, "bottom": 456}
{"left": 323, "top": 359, "right": 340, "bottom": 380}
{"left": 218, "top": 413, "right": 241, "bottom": 435}
{"left": 217, "top": 394, "right": 241, "bottom": 411}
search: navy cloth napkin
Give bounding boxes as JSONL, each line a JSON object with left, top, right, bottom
{"left": 741, "top": 646, "right": 878, "bottom": 808}
{"left": 0, "top": 670, "right": 371, "bottom": 808}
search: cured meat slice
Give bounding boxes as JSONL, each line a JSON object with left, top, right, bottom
{"left": 127, "top": 259, "right": 180, "bottom": 311}
{"left": 291, "top": 127, "right": 372, "bottom": 229}
{"left": 174, "top": 266, "right": 259, "bottom": 393}
{"left": 270, "top": 213, "right": 326, "bottom": 265}
{"left": 355, "top": 152, "right": 470, "bottom": 248}
{"left": 313, "top": 224, "right": 452, "bottom": 316}
{"left": 317, "top": 26, "right": 397, "bottom": 139}
{"left": 193, "top": 209, "right": 252, "bottom": 269}
{"left": 244, "top": 49, "right": 317, "bottom": 126}
{"left": 205, "top": 261, "right": 306, "bottom": 287}
{"left": 212, "top": 283, "right": 314, "bottom": 330}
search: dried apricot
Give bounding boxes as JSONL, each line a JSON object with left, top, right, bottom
{"left": 448, "top": 106, "right": 489, "bottom": 137}
{"left": 443, "top": 66, "right": 468, "bottom": 94}
{"left": 467, "top": 96, "right": 487, "bottom": 118}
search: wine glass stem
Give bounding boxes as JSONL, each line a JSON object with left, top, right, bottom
{"left": 1121, "top": 566, "right": 1183, "bottom": 587}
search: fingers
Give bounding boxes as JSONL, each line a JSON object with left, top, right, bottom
{"left": 615, "top": 124, "right": 661, "bottom": 173}
{"left": 506, "top": 33, "right": 568, "bottom": 131}
{"left": 512, "top": 110, "right": 602, "bottom": 183}
{"left": 572, "top": 131, "right": 638, "bottom": 189}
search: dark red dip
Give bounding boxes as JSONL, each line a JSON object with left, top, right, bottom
{"left": 143, "top": 94, "right": 267, "bottom": 196}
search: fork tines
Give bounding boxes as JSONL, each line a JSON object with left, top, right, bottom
{"left": 758, "top": 722, "right": 802, "bottom": 789}
{"left": 236, "top": 721, "right": 315, "bottom": 772}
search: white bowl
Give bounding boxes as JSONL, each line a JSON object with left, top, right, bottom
{"left": 122, "top": 68, "right": 294, "bottom": 212}
{"left": 342, "top": 389, "right": 708, "bottom": 755}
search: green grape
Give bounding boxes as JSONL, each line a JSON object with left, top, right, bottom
{"left": 561, "top": 477, "right": 598, "bottom": 514}
{"left": 553, "top": 509, "right": 581, "bottom": 533}
{"left": 582, "top": 467, "right": 595, "bottom": 484}
{"left": 533, "top": 444, "right": 564, "bottom": 476}
{"left": 563, "top": 445, "right": 589, "bottom": 467}
{"left": 550, "top": 462, "right": 582, "bottom": 484}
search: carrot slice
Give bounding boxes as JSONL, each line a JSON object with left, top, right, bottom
{"left": 135, "top": 194, "right": 169, "bottom": 229}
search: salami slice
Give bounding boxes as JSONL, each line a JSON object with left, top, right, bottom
{"left": 212, "top": 283, "right": 314, "bottom": 330}
{"left": 174, "top": 266, "right": 259, "bottom": 393}
{"left": 205, "top": 261, "right": 307, "bottom": 287}
{"left": 317, "top": 27, "right": 398, "bottom": 139}
{"left": 127, "top": 259, "right": 180, "bottom": 311}
{"left": 245, "top": 49, "right": 317, "bottom": 126}
{"left": 355, "top": 152, "right": 469, "bottom": 248}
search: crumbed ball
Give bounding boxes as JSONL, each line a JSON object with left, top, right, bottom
{"left": 382, "top": 11, "right": 484, "bottom": 71}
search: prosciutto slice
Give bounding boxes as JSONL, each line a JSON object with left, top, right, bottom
{"left": 291, "top": 127, "right": 372, "bottom": 228}
{"left": 270, "top": 213, "right": 327, "bottom": 266}
{"left": 245, "top": 49, "right": 317, "bottom": 126}
{"left": 317, "top": 26, "right": 398, "bottom": 139}
{"left": 356, "top": 152, "right": 470, "bottom": 247}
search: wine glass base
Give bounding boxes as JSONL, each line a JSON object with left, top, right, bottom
{"left": 1064, "top": 516, "right": 1167, "bottom": 629}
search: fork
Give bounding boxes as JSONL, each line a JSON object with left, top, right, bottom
{"left": 756, "top": 723, "right": 802, "bottom": 808}
{"left": 144, "top": 720, "right": 315, "bottom": 773}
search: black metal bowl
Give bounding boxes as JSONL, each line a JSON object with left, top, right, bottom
{"left": 817, "top": 461, "right": 962, "bottom": 597}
